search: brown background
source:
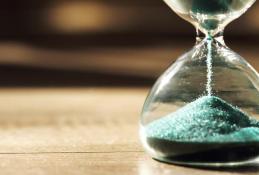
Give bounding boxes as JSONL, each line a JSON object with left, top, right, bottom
{"left": 0, "top": 0, "right": 258, "bottom": 86}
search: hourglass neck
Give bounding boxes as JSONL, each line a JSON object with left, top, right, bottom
{"left": 196, "top": 29, "right": 225, "bottom": 46}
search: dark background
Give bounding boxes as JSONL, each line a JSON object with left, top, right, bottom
{"left": 1, "top": 0, "right": 259, "bottom": 86}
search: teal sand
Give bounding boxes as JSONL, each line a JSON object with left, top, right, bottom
{"left": 192, "top": 0, "right": 232, "bottom": 14}
{"left": 145, "top": 96, "right": 259, "bottom": 164}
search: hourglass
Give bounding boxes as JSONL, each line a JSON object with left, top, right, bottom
{"left": 140, "top": 0, "right": 259, "bottom": 167}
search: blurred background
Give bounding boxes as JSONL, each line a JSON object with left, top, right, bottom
{"left": 1, "top": 0, "right": 259, "bottom": 87}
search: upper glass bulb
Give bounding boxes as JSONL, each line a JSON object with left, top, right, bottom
{"left": 164, "top": 0, "right": 256, "bottom": 35}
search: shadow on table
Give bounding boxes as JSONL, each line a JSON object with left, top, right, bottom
{"left": 138, "top": 157, "right": 259, "bottom": 175}
{"left": 195, "top": 164, "right": 259, "bottom": 173}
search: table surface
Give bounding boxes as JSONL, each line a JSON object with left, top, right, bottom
{"left": 1, "top": 87, "right": 259, "bottom": 175}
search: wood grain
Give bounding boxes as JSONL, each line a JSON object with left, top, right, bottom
{"left": 0, "top": 88, "right": 145, "bottom": 153}
{"left": 0, "top": 87, "right": 259, "bottom": 174}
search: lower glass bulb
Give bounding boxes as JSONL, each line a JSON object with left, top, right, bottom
{"left": 140, "top": 37, "right": 259, "bottom": 167}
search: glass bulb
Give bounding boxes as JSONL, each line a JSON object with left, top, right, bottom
{"left": 164, "top": 0, "right": 256, "bottom": 35}
{"left": 140, "top": 0, "right": 258, "bottom": 167}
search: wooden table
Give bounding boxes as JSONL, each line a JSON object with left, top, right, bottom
{"left": 0, "top": 87, "right": 259, "bottom": 175}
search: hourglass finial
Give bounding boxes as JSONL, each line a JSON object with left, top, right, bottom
{"left": 164, "top": 0, "right": 256, "bottom": 36}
